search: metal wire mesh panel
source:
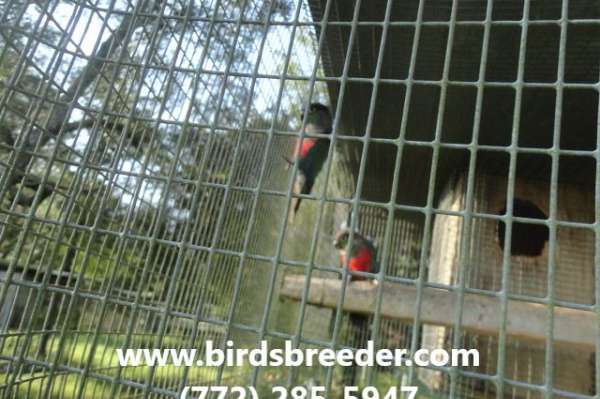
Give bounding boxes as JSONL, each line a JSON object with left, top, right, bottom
{"left": 0, "top": 0, "right": 598, "bottom": 398}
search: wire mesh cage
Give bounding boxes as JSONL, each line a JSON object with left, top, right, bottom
{"left": 0, "top": 0, "right": 598, "bottom": 398}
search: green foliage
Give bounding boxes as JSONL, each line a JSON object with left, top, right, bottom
{"left": 0, "top": 0, "right": 339, "bottom": 396}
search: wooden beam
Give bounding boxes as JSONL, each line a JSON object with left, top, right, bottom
{"left": 280, "top": 275, "right": 597, "bottom": 350}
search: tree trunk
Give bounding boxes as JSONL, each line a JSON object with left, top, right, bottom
{"left": 4, "top": 0, "right": 158, "bottom": 188}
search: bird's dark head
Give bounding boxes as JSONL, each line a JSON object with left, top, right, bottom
{"left": 301, "top": 102, "right": 332, "bottom": 133}
{"left": 333, "top": 228, "right": 364, "bottom": 249}
{"left": 333, "top": 229, "right": 349, "bottom": 249}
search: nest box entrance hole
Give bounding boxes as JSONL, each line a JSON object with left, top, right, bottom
{"left": 497, "top": 198, "right": 549, "bottom": 257}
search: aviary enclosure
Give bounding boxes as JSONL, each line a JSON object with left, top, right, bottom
{"left": 0, "top": 0, "right": 598, "bottom": 398}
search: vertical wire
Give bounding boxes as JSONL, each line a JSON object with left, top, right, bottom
{"left": 49, "top": 0, "right": 176, "bottom": 394}
{"left": 34, "top": 0, "right": 170, "bottom": 376}
{"left": 398, "top": 0, "right": 429, "bottom": 391}
{"left": 331, "top": 0, "right": 396, "bottom": 387}
{"left": 133, "top": 0, "right": 263, "bottom": 396}
{"left": 402, "top": 0, "right": 460, "bottom": 395}
{"left": 544, "top": 0, "right": 569, "bottom": 397}
{"left": 314, "top": 0, "right": 365, "bottom": 393}
{"left": 282, "top": 0, "right": 368, "bottom": 393}
{"left": 595, "top": 41, "right": 600, "bottom": 399}
{"left": 247, "top": 0, "right": 337, "bottom": 387}
{"left": 496, "top": 1, "right": 531, "bottom": 398}
{"left": 169, "top": 0, "right": 309, "bottom": 390}
{"left": 0, "top": 0, "right": 79, "bottom": 307}
{"left": 35, "top": 1, "right": 184, "bottom": 396}
{"left": 32, "top": 0, "right": 190, "bottom": 396}
{"left": 0, "top": 0, "right": 142, "bottom": 393}
{"left": 101, "top": 0, "right": 226, "bottom": 392}
{"left": 448, "top": 0, "right": 494, "bottom": 395}
{"left": 0, "top": 0, "right": 68, "bottom": 198}
{"left": 12, "top": 0, "right": 155, "bottom": 313}
{"left": 351, "top": 0, "right": 394, "bottom": 387}
{"left": 423, "top": 1, "right": 460, "bottom": 396}
{"left": 271, "top": 0, "right": 340, "bottom": 389}
{"left": 182, "top": 0, "right": 278, "bottom": 391}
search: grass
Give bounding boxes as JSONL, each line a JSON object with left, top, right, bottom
{"left": 0, "top": 332, "right": 220, "bottom": 398}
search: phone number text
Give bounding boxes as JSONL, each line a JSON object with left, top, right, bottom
{"left": 180, "top": 385, "right": 418, "bottom": 399}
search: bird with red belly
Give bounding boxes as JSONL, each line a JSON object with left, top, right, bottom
{"left": 333, "top": 224, "right": 377, "bottom": 385}
{"left": 333, "top": 225, "right": 377, "bottom": 283}
{"left": 286, "top": 103, "right": 332, "bottom": 222}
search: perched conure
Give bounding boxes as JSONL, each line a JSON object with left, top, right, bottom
{"left": 286, "top": 102, "right": 332, "bottom": 222}
{"left": 332, "top": 224, "right": 377, "bottom": 386}
{"left": 333, "top": 226, "right": 376, "bottom": 280}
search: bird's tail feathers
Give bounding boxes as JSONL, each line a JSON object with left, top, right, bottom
{"left": 288, "top": 173, "right": 306, "bottom": 224}
{"left": 288, "top": 197, "right": 301, "bottom": 224}
{"left": 282, "top": 155, "right": 294, "bottom": 170}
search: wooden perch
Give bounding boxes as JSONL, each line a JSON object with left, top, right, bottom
{"left": 280, "top": 275, "right": 597, "bottom": 350}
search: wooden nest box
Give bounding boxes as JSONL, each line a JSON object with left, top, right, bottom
{"left": 422, "top": 170, "right": 596, "bottom": 396}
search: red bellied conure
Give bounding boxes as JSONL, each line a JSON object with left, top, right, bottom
{"left": 333, "top": 226, "right": 377, "bottom": 282}
{"left": 332, "top": 224, "right": 377, "bottom": 385}
{"left": 286, "top": 103, "right": 332, "bottom": 222}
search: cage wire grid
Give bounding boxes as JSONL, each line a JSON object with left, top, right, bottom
{"left": 0, "top": 0, "right": 598, "bottom": 398}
